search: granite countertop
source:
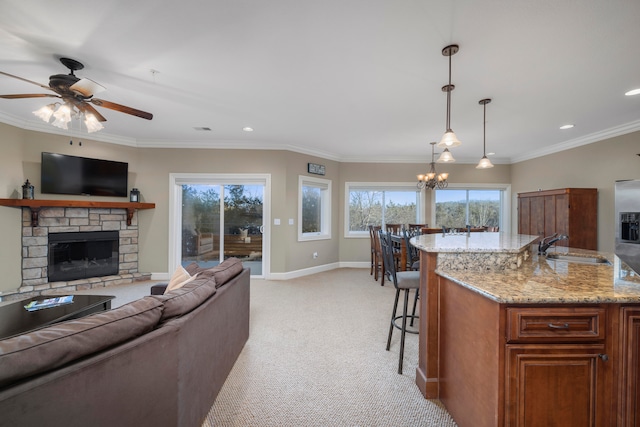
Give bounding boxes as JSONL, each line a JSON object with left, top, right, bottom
{"left": 411, "top": 232, "right": 539, "bottom": 254}
{"left": 437, "top": 247, "right": 640, "bottom": 304}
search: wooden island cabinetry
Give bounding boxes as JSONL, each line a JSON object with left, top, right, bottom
{"left": 518, "top": 188, "right": 598, "bottom": 250}
{"left": 439, "top": 276, "right": 640, "bottom": 427}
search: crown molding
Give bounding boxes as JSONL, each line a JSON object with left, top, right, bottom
{"left": 510, "top": 119, "right": 640, "bottom": 163}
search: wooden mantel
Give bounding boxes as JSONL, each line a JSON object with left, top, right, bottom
{"left": 0, "top": 199, "right": 155, "bottom": 226}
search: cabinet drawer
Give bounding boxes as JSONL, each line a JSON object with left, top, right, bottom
{"left": 506, "top": 307, "right": 606, "bottom": 343}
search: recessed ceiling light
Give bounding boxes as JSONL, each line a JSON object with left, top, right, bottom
{"left": 625, "top": 88, "right": 640, "bottom": 96}
{"left": 487, "top": 152, "right": 495, "bottom": 156}
{"left": 559, "top": 124, "right": 574, "bottom": 130}
{"left": 243, "top": 127, "right": 253, "bottom": 132}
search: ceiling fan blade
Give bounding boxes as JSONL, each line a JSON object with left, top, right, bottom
{"left": 70, "top": 78, "right": 106, "bottom": 97}
{"left": 91, "top": 98, "right": 153, "bottom": 120}
{"left": 0, "top": 71, "right": 52, "bottom": 91}
{"left": 0, "top": 93, "right": 60, "bottom": 99}
{"left": 76, "top": 102, "right": 107, "bottom": 122}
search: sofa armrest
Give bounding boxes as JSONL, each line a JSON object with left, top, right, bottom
{"left": 150, "top": 283, "right": 168, "bottom": 295}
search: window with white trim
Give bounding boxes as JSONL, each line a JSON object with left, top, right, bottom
{"left": 345, "top": 182, "right": 423, "bottom": 237}
{"left": 298, "top": 175, "right": 331, "bottom": 241}
{"left": 433, "top": 185, "right": 510, "bottom": 230}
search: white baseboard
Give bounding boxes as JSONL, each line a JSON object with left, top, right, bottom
{"left": 265, "top": 261, "right": 368, "bottom": 280}
{"left": 151, "top": 272, "right": 170, "bottom": 281}
{"left": 153, "top": 261, "right": 369, "bottom": 282}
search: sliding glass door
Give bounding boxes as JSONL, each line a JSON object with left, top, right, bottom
{"left": 172, "top": 174, "right": 269, "bottom": 277}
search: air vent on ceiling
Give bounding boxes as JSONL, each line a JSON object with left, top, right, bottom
{"left": 193, "top": 127, "right": 212, "bottom": 131}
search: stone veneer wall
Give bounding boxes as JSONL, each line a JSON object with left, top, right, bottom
{"left": 0, "top": 207, "right": 151, "bottom": 302}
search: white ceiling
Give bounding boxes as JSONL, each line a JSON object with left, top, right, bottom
{"left": 1, "top": 0, "right": 639, "bottom": 164}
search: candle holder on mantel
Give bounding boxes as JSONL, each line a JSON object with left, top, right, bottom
{"left": 22, "top": 179, "right": 34, "bottom": 200}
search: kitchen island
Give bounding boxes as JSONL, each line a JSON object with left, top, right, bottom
{"left": 411, "top": 232, "right": 640, "bottom": 426}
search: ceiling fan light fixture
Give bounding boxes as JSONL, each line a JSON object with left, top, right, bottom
{"left": 51, "top": 104, "right": 71, "bottom": 130}
{"left": 33, "top": 104, "right": 56, "bottom": 122}
{"left": 84, "top": 113, "right": 104, "bottom": 133}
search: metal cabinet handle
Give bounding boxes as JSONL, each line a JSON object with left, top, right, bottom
{"left": 598, "top": 354, "right": 609, "bottom": 362}
{"left": 547, "top": 322, "right": 570, "bottom": 329}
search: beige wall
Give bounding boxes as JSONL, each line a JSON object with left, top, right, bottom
{"left": 1, "top": 121, "right": 638, "bottom": 293}
{"left": 511, "top": 131, "right": 640, "bottom": 252}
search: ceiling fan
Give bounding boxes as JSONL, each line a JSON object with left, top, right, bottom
{"left": 0, "top": 57, "right": 153, "bottom": 130}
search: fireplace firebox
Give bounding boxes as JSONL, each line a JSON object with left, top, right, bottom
{"left": 48, "top": 231, "right": 119, "bottom": 282}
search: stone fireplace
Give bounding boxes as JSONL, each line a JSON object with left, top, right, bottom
{"left": 3, "top": 206, "right": 151, "bottom": 302}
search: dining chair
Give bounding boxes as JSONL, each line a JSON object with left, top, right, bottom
{"left": 408, "top": 223, "right": 427, "bottom": 232}
{"left": 379, "top": 230, "right": 420, "bottom": 374}
{"left": 385, "top": 223, "right": 403, "bottom": 234}
{"left": 370, "top": 225, "right": 384, "bottom": 283}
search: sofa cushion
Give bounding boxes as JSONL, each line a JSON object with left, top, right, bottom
{"left": 0, "top": 296, "right": 163, "bottom": 388}
{"left": 194, "top": 258, "right": 244, "bottom": 288}
{"left": 152, "top": 278, "right": 217, "bottom": 321}
{"left": 184, "top": 262, "right": 200, "bottom": 276}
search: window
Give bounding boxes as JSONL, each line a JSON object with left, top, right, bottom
{"left": 345, "top": 183, "right": 423, "bottom": 237}
{"left": 298, "top": 176, "right": 331, "bottom": 241}
{"left": 434, "top": 186, "right": 508, "bottom": 230}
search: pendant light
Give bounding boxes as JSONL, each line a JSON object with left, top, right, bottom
{"left": 476, "top": 98, "right": 494, "bottom": 169}
{"left": 417, "top": 142, "right": 449, "bottom": 190}
{"left": 438, "top": 44, "right": 461, "bottom": 148}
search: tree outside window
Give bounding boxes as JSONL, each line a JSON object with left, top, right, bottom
{"left": 435, "top": 189, "right": 501, "bottom": 229}
{"left": 346, "top": 184, "right": 421, "bottom": 235}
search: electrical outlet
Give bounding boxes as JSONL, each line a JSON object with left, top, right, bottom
{"left": 313, "top": 252, "right": 318, "bottom": 259}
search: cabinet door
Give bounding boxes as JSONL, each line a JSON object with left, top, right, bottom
{"left": 554, "top": 194, "right": 569, "bottom": 247}
{"left": 530, "top": 196, "right": 545, "bottom": 239}
{"left": 619, "top": 307, "right": 640, "bottom": 426}
{"left": 518, "top": 197, "right": 531, "bottom": 235}
{"left": 544, "top": 195, "right": 557, "bottom": 239}
{"left": 506, "top": 344, "right": 609, "bottom": 427}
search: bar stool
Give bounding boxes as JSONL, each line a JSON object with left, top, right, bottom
{"left": 379, "top": 230, "right": 420, "bottom": 374}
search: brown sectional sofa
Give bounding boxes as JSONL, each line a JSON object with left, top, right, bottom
{"left": 0, "top": 259, "right": 249, "bottom": 427}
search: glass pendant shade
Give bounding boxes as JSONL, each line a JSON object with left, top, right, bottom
{"left": 51, "top": 104, "right": 71, "bottom": 129}
{"left": 476, "top": 156, "right": 494, "bottom": 169}
{"left": 437, "top": 148, "right": 455, "bottom": 163}
{"left": 84, "top": 113, "right": 104, "bottom": 133}
{"left": 437, "top": 130, "right": 461, "bottom": 148}
{"left": 33, "top": 104, "right": 55, "bottom": 122}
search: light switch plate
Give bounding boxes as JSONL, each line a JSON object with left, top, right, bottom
{"left": 288, "top": 218, "right": 294, "bottom": 225}
{"left": 274, "top": 218, "right": 281, "bottom": 225}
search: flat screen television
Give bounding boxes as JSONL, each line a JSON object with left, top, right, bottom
{"left": 41, "top": 152, "right": 128, "bottom": 197}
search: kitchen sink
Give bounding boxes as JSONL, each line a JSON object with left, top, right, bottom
{"left": 545, "top": 253, "right": 612, "bottom": 266}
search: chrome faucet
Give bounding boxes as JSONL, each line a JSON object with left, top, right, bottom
{"left": 538, "top": 233, "right": 569, "bottom": 255}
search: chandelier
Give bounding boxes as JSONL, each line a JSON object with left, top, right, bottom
{"left": 438, "top": 44, "right": 461, "bottom": 148}
{"left": 476, "top": 98, "right": 494, "bottom": 169}
{"left": 33, "top": 102, "right": 104, "bottom": 133}
{"left": 417, "top": 142, "right": 450, "bottom": 190}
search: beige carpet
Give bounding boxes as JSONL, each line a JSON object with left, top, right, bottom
{"left": 203, "top": 268, "right": 456, "bottom": 427}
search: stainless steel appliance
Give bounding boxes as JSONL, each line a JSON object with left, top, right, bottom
{"left": 615, "top": 179, "right": 640, "bottom": 273}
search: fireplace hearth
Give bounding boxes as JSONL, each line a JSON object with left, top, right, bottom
{"left": 48, "top": 231, "right": 119, "bottom": 282}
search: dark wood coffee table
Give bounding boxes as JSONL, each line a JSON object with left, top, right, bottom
{"left": 0, "top": 294, "right": 114, "bottom": 340}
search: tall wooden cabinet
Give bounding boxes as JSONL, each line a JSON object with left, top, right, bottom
{"left": 518, "top": 188, "right": 598, "bottom": 250}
